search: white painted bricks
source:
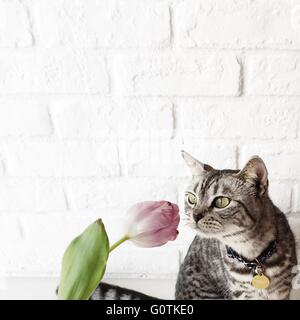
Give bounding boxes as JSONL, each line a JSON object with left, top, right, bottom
{"left": 113, "top": 53, "right": 241, "bottom": 96}
{"left": 175, "top": 0, "right": 300, "bottom": 49}
{"left": 33, "top": 0, "right": 170, "bottom": 48}
{"left": 246, "top": 54, "right": 300, "bottom": 95}
{"left": 0, "top": 51, "right": 109, "bottom": 94}
{"left": 0, "top": 0, "right": 32, "bottom": 47}
{"left": 0, "top": 0, "right": 300, "bottom": 279}
{"left": 50, "top": 98, "right": 174, "bottom": 139}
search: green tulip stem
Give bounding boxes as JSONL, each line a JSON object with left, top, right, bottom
{"left": 109, "top": 235, "right": 130, "bottom": 253}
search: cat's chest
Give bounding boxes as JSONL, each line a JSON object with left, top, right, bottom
{"left": 224, "top": 261, "right": 291, "bottom": 300}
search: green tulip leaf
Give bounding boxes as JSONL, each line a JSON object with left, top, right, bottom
{"left": 58, "top": 219, "right": 109, "bottom": 300}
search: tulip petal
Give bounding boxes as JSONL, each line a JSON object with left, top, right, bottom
{"left": 126, "top": 202, "right": 179, "bottom": 236}
{"left": 125, "top": 200, "right": 180, "bottom": 248}
{"left": 131, "top": 226, "right": 179, "bottom": 248}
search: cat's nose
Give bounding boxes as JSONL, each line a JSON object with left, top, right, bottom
{"left": 193, "top": 212, "right": 203, "bottom": 223}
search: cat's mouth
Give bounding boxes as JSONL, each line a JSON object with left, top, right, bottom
{"left": 191, "top": 218, "right": 223, "bottom": 235}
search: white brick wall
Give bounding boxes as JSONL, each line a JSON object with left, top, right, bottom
{"left": 0, "top": 0, "right": 300, "bottom": 283}
{"left": 113, "top": 53, "right": 241, "bottom": 96}
{"left": 33, "top": 0, "right": 170, "bottom": 48}
{"left": 0, "top": 50, "right": 109, "bottom": 94}
{"left": 174, "top": 0, "right": 300, "bottom": 49}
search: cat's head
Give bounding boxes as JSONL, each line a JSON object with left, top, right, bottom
{"left": 182, "top": 151, "right": 269, "bottom": 241}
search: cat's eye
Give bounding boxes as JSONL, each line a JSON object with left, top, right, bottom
{"left": 213, "top": 197, "right": 231, "bottom": 209}
{"left": 186, "top": 192, "right": 198, "bottom": 207}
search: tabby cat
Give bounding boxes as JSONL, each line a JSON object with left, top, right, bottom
{"left": 91, "top": 152, "right": 297, "bottom": 300}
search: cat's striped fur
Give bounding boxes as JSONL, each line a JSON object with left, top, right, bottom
{"left": 91, "top": 153, "right": 297, "bottom": 300}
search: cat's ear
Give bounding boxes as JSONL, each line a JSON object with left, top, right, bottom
{"left": 181, "top": 150, "right": 213, "bottom": 176}
{"left": 237, "top": 156, "right": 268, "bottom": 195}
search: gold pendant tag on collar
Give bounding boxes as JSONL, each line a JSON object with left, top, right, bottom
{"left": 251, "top": 264, "right": 270, "bottom": 289}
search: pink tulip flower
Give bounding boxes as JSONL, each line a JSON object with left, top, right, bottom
{"left": 124, "top": 201, "right": 180, "bottom": 248}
